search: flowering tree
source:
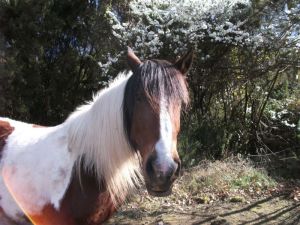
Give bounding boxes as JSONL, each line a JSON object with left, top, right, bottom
{"left": 104, "top": 0, "right": 251, "bottom": 62}
{"left": 105, "top": 0, "right": 299, "bottom": 69}
{"left": 105, "top": 0, "right": 300, "bottom": 160}
{"left": 1, "top": 0, "right": 299, "bottom": 160}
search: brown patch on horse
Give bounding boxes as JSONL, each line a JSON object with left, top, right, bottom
{"left": 170, "top": 103, "right": 182, "bottom": 159}
{"left": 129, "top": 99, "right": 160, "bottom": 161}
{"left": 86, "top": 192, "right": 116, "bottom": 225}
{"left": 0, "top": 120, "right": 14, "bottom": 156}
{"left": 26, "top": 167, "right": 116, "bottom": 225}
{"left": 60, "top": 164, "right": 117, "bottom": 225}
{"left": 29, "top": 203, "right": 75, "bottom": 225}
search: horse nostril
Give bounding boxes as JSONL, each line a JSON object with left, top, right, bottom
{"left": 174, "top": 160, "right": 181, "bottom": 177}
{"left": 146, "top": 157, "right": 155, "bottom": 178}
{"left": 169, "top": 161, "right": 177, "bottom": 177}
{"left": 162, "top": 160, "right": 178, "bottom": 180}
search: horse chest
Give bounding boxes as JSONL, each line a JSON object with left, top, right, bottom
{"left": 62, "top": 171, "right": 116, "bottom": 225}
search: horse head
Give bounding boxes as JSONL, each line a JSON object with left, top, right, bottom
{"left": 123, "top": 47, "right": 193, "bottom": 196}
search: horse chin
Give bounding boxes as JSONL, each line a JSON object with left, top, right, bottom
{"left": 147, "top": 188, "right": 172, "bottom": 197}
{"left": 146, "top": 183, "right": 173, "bottom": 197}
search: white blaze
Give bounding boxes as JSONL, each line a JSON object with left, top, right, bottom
{"left": 154, "top": 99, "right": 173, "bottom": 173}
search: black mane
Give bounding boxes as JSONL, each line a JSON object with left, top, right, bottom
{"left": 122, "top": 59, "right": 189, "bottom": 149}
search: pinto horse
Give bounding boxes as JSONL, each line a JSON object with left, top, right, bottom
{"left": 0, "top": 48, "right": 193, "bottom": 225}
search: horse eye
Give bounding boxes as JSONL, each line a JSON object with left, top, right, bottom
{"left": 136, "top": 95, "right": 144, "bottom": 102}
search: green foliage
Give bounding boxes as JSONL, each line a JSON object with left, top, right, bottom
{"left": 230, "top": 170, "right": 277, "bottom": 190}
{"left": 0, "top": 0, "right": 299, "bottom": 164}
{"left": 178, "top": 0, "right": 300, "bottom": 160}
{"left": 0, "top": 0, "right": 123, "bottom": 124}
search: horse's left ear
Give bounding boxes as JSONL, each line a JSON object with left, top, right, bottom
{"left": 174, "top": 49, "right": 194, "bottom": 75}
{"left": 127, "top": 47, "right": 142, "bottom": 71}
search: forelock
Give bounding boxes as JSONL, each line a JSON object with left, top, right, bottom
{"left": 135, "top": 60, "right": 189, "bottom": 110}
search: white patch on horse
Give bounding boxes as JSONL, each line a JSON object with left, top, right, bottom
{"left": 0, "top": 72, "right": 143, "bottom": 222}
{"left": 0, "top": 118, "right": 75, "bottom": 220}
{"left": 155, "top": 99, "right": 173, "bottom": 174}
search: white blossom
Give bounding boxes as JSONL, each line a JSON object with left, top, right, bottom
{"left": 100, "top": 0, "right": 299, "bottom": 76}
{"left": 282, "top": 120, "right": 296, "bottom": 128}
{"left": 106, "top": 0, "right": 251, "bottom": 58}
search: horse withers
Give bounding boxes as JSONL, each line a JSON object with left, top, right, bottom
{"left": 0, "top": 48, "right": 193, "bottom": 225}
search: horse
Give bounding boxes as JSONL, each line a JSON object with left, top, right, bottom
{"left": 0, "top": 47, "right": 193, "bottom": 225}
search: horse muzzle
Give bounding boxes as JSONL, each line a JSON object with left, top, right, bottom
{"left": 144, "top": 155, "right": 181, "bottom": 197}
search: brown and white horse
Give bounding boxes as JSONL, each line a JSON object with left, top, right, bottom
{"left": 0, "top": 48, "right": 193, "bottom": 225}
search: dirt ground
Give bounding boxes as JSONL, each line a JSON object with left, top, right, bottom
{"left": 106, "top": 159, "right": 300, "bottom": 225}
{"left": 1, "top": 193, "right": 298, "bottom": 225}
{"left": 1, "top": 159, "right": 299, "bottom": 225}
{"left": 105, "top": 194, "right": 300, "bottom": 225}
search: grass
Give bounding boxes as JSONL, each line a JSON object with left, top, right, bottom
{"left": 107, "top": 157, "right": 298, "bottom": 225}
{"left": 230, "top": 169, "right": 276, "bottom": 190}
{"left": 117, "top": 156, "right": 279, "bottom": 216}
{"left": 183, "top": 157, "right": 277, "bottom": 201}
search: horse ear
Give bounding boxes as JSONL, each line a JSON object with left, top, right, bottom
{"left": 174, "top": 49, "right": 194, "bottom": 74}
{"left": 127, "top": 47, "right": 142, "bottom": 71}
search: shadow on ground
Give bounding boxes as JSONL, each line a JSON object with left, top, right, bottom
{"left": 106, "top": 194, "right": 300, "bottom": 225}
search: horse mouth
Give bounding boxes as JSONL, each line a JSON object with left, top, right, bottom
{"left": 146, "top": 184, "right": 173, "bottom": 197}
{"left": 147, "top": 188, "right": 172, "bottom": 197}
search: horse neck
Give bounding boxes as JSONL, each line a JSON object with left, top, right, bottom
{"left": 64, "top": 72, "right": 141, "bottom": 205}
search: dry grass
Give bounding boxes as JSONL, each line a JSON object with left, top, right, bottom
{"left": 114, "top": 157, "right": 279, "bottom": 217}
{"left": 182, "top": 157, "right": 277, "bottom": 202}
{"left": 106, "top": 157, "right": 300, "bottom": 224}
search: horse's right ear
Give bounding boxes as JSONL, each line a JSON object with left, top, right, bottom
{"left": 174, "top": 49, "right": 194, "bottom": 75}
{"left": 127, "top": 47, "right": 142, "bottom": 71}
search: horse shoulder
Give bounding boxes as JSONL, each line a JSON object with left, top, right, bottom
{"left": 0, "top": 120, "right": 76, "bottom": 222}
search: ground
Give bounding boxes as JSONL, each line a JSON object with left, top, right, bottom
{"left": 0, "top": 158, "right": 299, "bottom": 225}
{"left": 105, "top": 159, "right": 300, "bottom": 225}
{"left": 106, "top": 194, "right": 299, "bottom": 225}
